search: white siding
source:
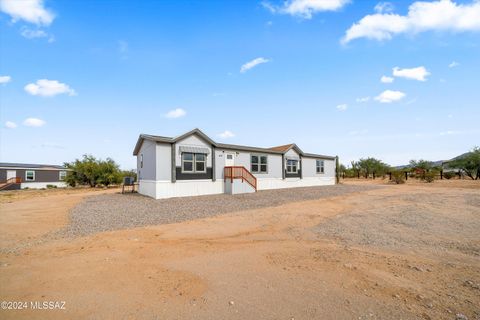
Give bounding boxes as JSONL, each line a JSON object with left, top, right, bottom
{"left": 175, "top": 134, "right": 213, "bottom": 167}
{"left": 214, "top": 149, "right": 283, "bottom": 179}
{"left": 302, "top": 157, "right": 335, "bottom": 178}
{"left": 156, "top": 143, "right": 171, "bottom": 181}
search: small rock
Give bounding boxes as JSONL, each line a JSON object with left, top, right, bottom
{"left": 463, "top": 280, "right": 479, "bottom": 290}
{"left": 416, "top": 294, "right": 425, "bottom": 301}
{"left": 455, "top": 313, "right": 468, "bottom": 320}
{"left": 229, "top": 301, "right": 235, "bottom": 306}
{"left": 393, "top": 294, "right": 400, "bottom": 299}
{"left": 409, "top": 265, "right": 424, "bottom": 272}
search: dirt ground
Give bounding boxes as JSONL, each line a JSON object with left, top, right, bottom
{"left": 0, "top": 181, "right": 479, "bottom": 320}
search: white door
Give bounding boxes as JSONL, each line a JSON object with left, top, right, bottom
{"left": 225, "top": 153, "right": 235, "bottom": 166}
{"left": 6, "top": 170, "right": 16, "bottom": 180}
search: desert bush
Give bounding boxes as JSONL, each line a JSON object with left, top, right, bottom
{"left": 391, "top": 171, "right": 405, "bottom": 184}
{"left": 443, "top": 171, "right": 455, "bottom": 180}
{"left": 447, "top": 146, "right": 480, "bottom": 180}
{"left": 64, "top": 155, "right": 123, "bottom": 187}
{"left": 423, "top": 171, "right": 436, "bottom": 183}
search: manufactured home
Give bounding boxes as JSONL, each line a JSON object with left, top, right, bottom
{"left": 0, "top": 163, "right": 69, "bottom": 190}
{"left": 133, "top": 128, "right": 337, "bottom": 199}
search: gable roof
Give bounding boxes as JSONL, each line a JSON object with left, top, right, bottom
{"left": 269, "top": 143, "right": 304, "bottom": 155}
{"left": 133, "top": 128, "right": 335, "bottom": 159}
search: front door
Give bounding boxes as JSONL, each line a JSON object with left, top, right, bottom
{"left": 6, "top": 170, "right": 16, "bottom": 180}
{"left": 225, "top": 153, "right": 235, "bottom": 167}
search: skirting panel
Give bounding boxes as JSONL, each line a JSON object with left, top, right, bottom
{"left": 138, "top": 177, "right": 335, "bottom": 199}
{"left": 20, "top": 182, "right": 67, "bottom": 189}
{"left": 257, "top": 177, "right": 335, "bottom": 190}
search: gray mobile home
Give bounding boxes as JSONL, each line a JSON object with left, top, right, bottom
{"left": 0, "top": 163, "right": 68, "bottom": 190}
{"left": 133, "top": 128, "right": 337, "bottom": 199}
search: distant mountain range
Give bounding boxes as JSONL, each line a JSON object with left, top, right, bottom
{"left": 394, "top": 152, "right": 471, "bottom": 170}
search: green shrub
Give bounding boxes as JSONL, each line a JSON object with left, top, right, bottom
{"left": 423, "top": 171, "right": 436, "bottom": 183}
{"left": 391, "top": 171, "right": 405, "bottom": 184}
{"left": 443, "top": 171, "right": 455, "bottom": 180}
{"left": 46, "top": 184, "right": 57, "bottom": 189}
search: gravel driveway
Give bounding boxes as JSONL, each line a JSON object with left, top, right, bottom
{"left": 62, "top": 184, "right": 379, "bottom": 237}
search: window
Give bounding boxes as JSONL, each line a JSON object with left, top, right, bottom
{"left": 59, "top": 171, "right": 67, "bottom": 180}
{"left": 182, "top": 152, "right": 207, "bottom": 173}
{"left": 140, "top": 154, "right": 143, "bottom": 168}
{"left": 25, "top": 170, "right": 35, "bottom": 181}
{"left": 286, "top": 159, "right": 298, "bottom": 173}
{"left": 251, "top": 155, "right": 267, "bottom": 173}
{"left": 316, "top": 160, "right": 325, "bottom": 174}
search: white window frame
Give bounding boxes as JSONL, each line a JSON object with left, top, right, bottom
{"left": 316, "top": 160, "right": 325, "bottom": 174}
{"left": 181, "top": 152, "right": 207, "bottom": 173}
{"left": 59, "top": 170, "right": 67, "bottom": 181}
{"left": 251, "top": 154, "right": 268, "bottom": 173}
{"left": 25, "top": 170, "right": 35, "bottom": 181}
{"left": 286, "top": 159, "right": 299, "bottom": 173}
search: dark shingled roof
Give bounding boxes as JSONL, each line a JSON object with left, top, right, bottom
{"left": 0, "top": 163, "right": 67, "bottom": 170}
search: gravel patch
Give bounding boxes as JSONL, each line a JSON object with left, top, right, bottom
{"left": 312, "top": 192, "right": 480, "bottom": 256}
{"left": 60, "top": 184, "right": 380, "bottom": 237}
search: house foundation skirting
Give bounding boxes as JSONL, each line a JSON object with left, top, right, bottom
{"left": 139, "top": 176, "right": 335, "bottom": 199}
{"left": 20, "top": 182, "right": 67, "bottom": 189}
{"left": 256, "top": 177, "right": 335, "bottom": 190}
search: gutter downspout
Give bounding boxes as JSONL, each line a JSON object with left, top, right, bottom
{"left": 282, "top": 154, "right": 286, "bottom": 180}
{"left": 212, "top": 146, "right": 216, "bottom": 182}
{"left": 171, "top": 143, "right": 176, "bottom": 183}
{"left": 300, "top": 156, "right": 303, "bottom": 179}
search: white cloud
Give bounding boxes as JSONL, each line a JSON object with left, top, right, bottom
{"left": 448, "top": 61, "right": 460, "bottom": 68}
{"left": 20, "top": 27, "right": 46, "bottom": 38}
{"left": 5, "top": 121, "right": 17, "bottom": 129}
{"left": 165, "top": 108, "right": 186, "bottom": 119}
{"left": 356, "top": 96, "right": 370, "bottom": 103}
{"left": 263, "top": 0, "right": 350, "bottom": 19}
{"left": 0, "top": 75, "right": 11, "bottom": 84}
{"left": 23, "top": 117, "right": 46, "bottom": 127}
{"left": 374, "top": 90, "right": 406, "bottom": 103}
{"left": 19, "top": 26, "right": 54, "bottom": 42}
{"left": 24, "top": 79, "right": 76, "bottom": 97}
{"left": 381, "top": 75, "right": 394, "bottom": 83}
{"left": 374, "top": 2, "right": 394, "bottom": 13}
{"left": 342, "top": 0, "right": 480, "bottom": 44}
{"left": 0, "top": 0, "right": 55, "bottom": 25}
{"left": 218, "top": 130, "right": 235, "bottom": 139}
{"left": 393, "top": 66, "right": 430, "bottom": 81}
{"left": 336, "top": 103, "right": 348, "bottom": 111}
{"left": 240, "top": 57, "right": 270, "bottom": 73}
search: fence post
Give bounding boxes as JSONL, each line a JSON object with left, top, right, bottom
{"left": 440, "top": 170, "right": 443, "bottom": 180}
{"left": 389, "top": 172, "right": 392, "bottom": 180}
{"left": 405, "top": 172, "right": 408, "bottom": 180}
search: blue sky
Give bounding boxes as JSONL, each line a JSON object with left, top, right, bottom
{"left": 1, "top": 0, "right": 479, "bottom": 169}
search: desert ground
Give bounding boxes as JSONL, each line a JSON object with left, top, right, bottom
{"left": 0, "top": 180, "right": 479, "bottom": 320}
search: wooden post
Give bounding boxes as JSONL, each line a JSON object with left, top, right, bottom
{"left": 440, "top": 170, "right": 443, "bottom": 180}
{"left": 389, "top": 172, "right": 392, "bottom": 180}
{"left": 335, "top": 156, "right": 340, "bottom": 184}
{"left": 405, "top": 172, "right": 408, "bottom": 180}
{"left": 373, "top": 172, "right": 376, "bottom": 179}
